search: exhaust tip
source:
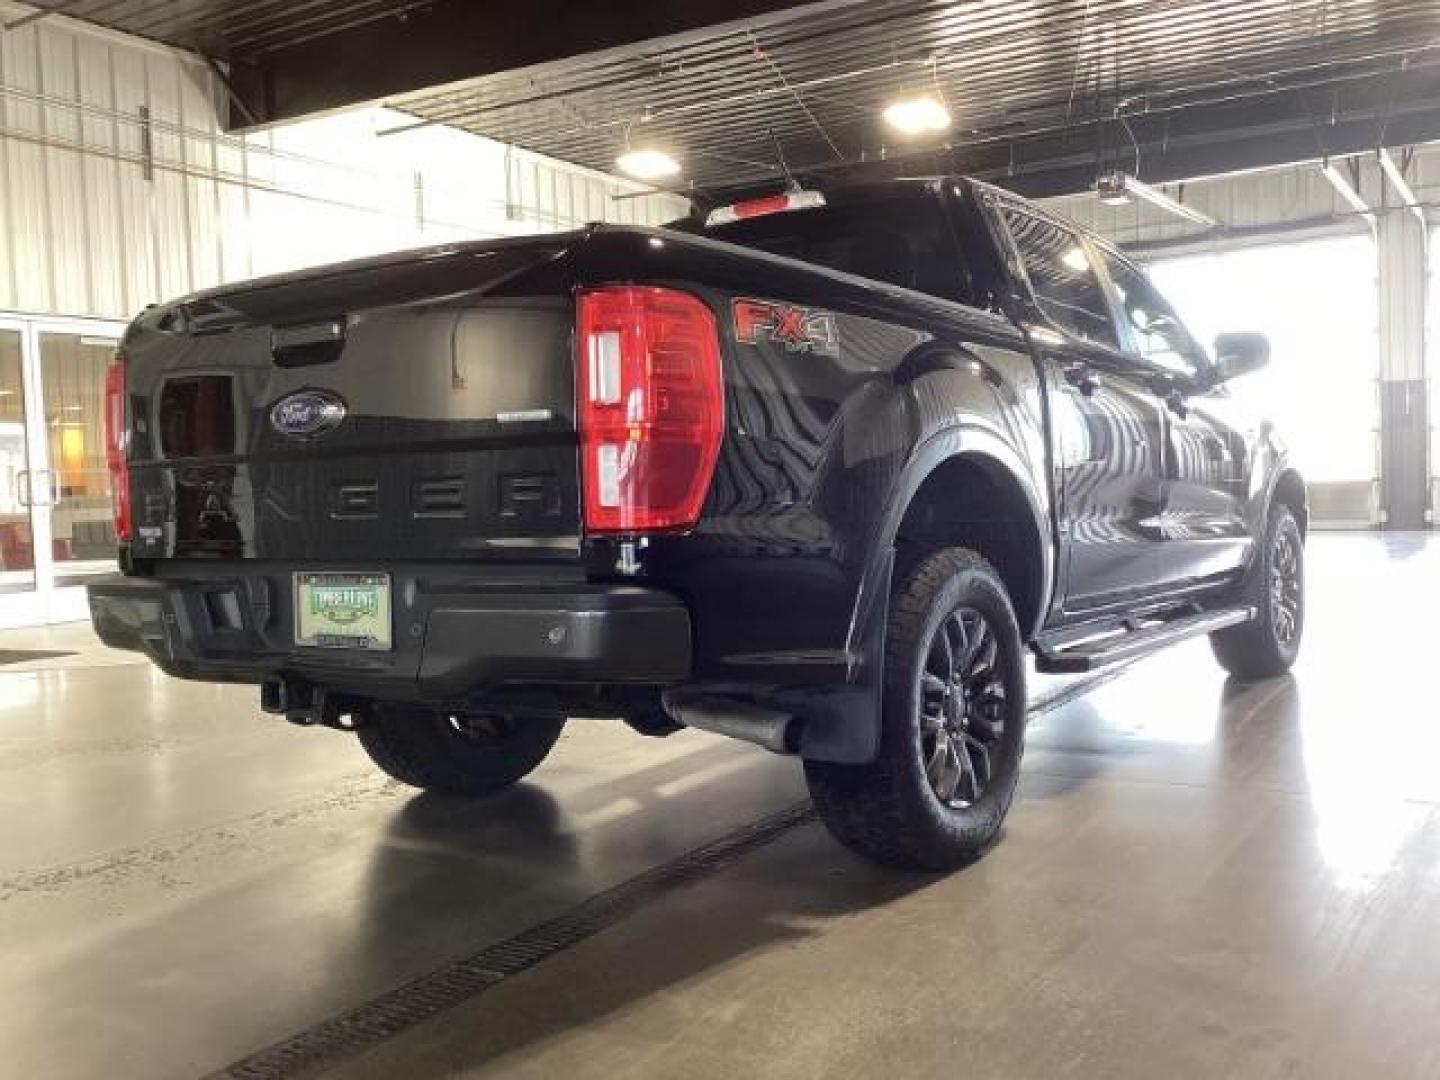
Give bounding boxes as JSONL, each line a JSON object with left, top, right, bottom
{"left": 662, "top": 692, "right": 799, "bottom": 755}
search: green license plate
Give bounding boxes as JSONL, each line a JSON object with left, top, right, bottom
{"left": 294, "top": 573, "right": 392, "bottom": 651}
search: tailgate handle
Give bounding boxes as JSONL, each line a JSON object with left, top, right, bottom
{"left": 414, "top": 477, "right": 465, "bottom": 517}
{"left": 333, "top": 483, "right": 378, "bottom": 518}
{"left": 272, "top": 319, "right": 346, "bottom": 368}
{"left": 500, "top": 473, "right": 561, "bottom": 519}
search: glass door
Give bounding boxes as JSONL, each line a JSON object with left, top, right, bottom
{"left": 0, "top": 321, "right": 46, "bottom": 627}
{"left": 36, "top": 325, "right": 126, "bottom": 622}
{"left": 0, "top": 315, "right": 126, "bottom": 628}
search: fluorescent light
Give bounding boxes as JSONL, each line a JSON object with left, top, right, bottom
{"left": 882, "top": 95, "right": 950, "bottom": 135}
{"left": 1096, "top": 171, "right": 1217, "bottom": 229}
{"left": 616, "top": 148, "right": 680, "bottom": 180}
{"left": 1061, "top": 247, "right": 1091, "bottom": 273}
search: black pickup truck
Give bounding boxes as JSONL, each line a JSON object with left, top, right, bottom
{"left": 89, "top": 177, "right": 1306, "bottom": 870}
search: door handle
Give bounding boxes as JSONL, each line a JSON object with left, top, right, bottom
{"left": 15, "top": 469, "right": 30, "bottom": 508}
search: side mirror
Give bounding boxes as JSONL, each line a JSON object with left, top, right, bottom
{"left": 1211, "top": 332, "right": 1270, "bottom": 384}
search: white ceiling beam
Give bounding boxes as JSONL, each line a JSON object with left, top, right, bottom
{"left": 1320, "top": 157, "right": 1376, "bottom": 230}
{"left": 1377, "top": 148, "right": 1427, "bottom": 226}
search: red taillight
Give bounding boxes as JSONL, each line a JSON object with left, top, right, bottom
{"left": 103, "top": 355, "right": 131, "bottom": 543}
{"left": 576, "top": 287, "right": 724, "bottom": 535}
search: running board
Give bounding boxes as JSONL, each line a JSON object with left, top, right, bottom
{"left": 1033, "top": 606, "right": 1255, "bottom": 674}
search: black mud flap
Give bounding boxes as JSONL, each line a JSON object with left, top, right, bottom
{"left": 791, "top": 545, "right": 891, "bottom": 763}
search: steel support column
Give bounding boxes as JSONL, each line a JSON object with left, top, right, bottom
{"left": 1376, "top": 208, "right": 1431, "bottom": 529}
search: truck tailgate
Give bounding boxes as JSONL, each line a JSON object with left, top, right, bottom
{"left": 121, "top": 238, "right": 582, "bottom": 564}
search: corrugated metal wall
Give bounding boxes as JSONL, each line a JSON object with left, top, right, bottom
{"left": 0, "top": 8, "right": 687, "bottom": 322}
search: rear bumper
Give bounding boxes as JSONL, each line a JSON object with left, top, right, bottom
{"left": 87, "top": 571, "right": 691, "bottom": 701}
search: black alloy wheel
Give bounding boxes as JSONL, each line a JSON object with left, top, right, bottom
{"left": 804, "top": 547, "right": 1028, "bottom": 871}
{"left": 1210, "top": 503, "right": 1305, "bottom": 680}
{"left": 1268, "top": 524, "right": 1302, "bottom": 648}
{"left": 918, "top": 607, "right": 1008, "bottom": 809}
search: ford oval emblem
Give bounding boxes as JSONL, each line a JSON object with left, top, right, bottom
{"left": 270, "top": 390, "right": 347, "bottom": 437}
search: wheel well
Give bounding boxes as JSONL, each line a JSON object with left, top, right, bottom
{"left": 1272, "top": 469, "right": 1308, "bottom": 538}
{"left": 893, "top": 455, "right": 1045, "bottom": 639}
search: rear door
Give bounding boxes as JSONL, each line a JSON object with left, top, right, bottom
{"left": 996, "top": 205, "right": 1171, "bottom": 607}
{"left": 1095, "top": 247, "right": 1251, "bottom": 583}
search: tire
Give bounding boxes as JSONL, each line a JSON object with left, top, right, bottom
{"left": 1210, "top": 504, "right": 1304, "bottom": 681}
{"left": 357, "top": 706, "right": 565, "bottom": 796}
{"left": 804, "top": 547, "right": 1028, "bottom": 871}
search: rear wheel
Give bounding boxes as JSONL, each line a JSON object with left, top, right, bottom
{"left": 357, "top": 706, "right": 564, "bottom": 796}
{"left": 804, "top": 547, "right": 1028, "bottom": 871}
{"left": 1210, "top": 504, "right": 1304, "bottom": 680}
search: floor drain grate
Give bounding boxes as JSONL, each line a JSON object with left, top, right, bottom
{"left": 206, "top": 801, "right": 817, "bottom": 1080}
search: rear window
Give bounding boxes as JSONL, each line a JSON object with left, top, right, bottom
{"left": 683, "top": 194, "right": 974, "bottom": 305}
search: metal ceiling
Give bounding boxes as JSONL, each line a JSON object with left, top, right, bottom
{"left": 5, "top": 0, "right": 436, "bottom": 56}
{"left": 20, "top": 0, "right": 1440, "bottom": 198}
{"left": 382, "top": 0, "right": 1440, "bottom": 192}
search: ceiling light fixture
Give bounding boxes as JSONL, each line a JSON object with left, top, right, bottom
{"left": 882, "top": 95, "right": 951, "bottom": 135}
{"left": 615, "top": 147, "right": 681, "bottom": 181}
{"left": 1096, "top": 171, "right": 1217, "bottom": 229}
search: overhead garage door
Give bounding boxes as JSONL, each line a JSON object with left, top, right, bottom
{"left": 1149, "top": 234, "right": 1380, "bottom": 526}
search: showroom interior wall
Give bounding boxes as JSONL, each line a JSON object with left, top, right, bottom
{"left": 0, "top": 8, "right": 688, "bottom": 322}
{"left": 1045, "top": 154, "right": 1438, "bottom": 529}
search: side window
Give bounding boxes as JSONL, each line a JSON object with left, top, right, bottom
{"left": 1001, "top": 208, "right": 1118, "bottom": 349}
{"left": 1101, "top": 253, "right": 1203, "bottom": 379}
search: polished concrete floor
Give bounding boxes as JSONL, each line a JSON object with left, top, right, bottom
{"left": 2, "top": 533, "right": 1438, "bottom": 1079}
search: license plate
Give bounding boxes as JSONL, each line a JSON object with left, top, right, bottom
{"left": 294, "top": 573, "right": 392, "bottom": 651}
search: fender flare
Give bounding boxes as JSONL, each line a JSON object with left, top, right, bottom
{"left": 797, "top": 425, "right": 1054, "bottom": 766}
{"left": 1263, "top": 465, "right": 1309, "bottom": 533}
{"left": 848, "top": 423, "right": 1056, "bottom": 654}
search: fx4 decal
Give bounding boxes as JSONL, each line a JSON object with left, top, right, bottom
{"left": 732, "top": 299, "right": 839, "bottom": 356}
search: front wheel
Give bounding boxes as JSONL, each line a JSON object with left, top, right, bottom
{"left": 1210, "top": 504, "right": 1305, "bottom": 681}
{"left": 357, "top": 707, "right": 565, "bottom": 796}
{"left": 804, "top": 547, "right": 1028, "bottom": 871}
